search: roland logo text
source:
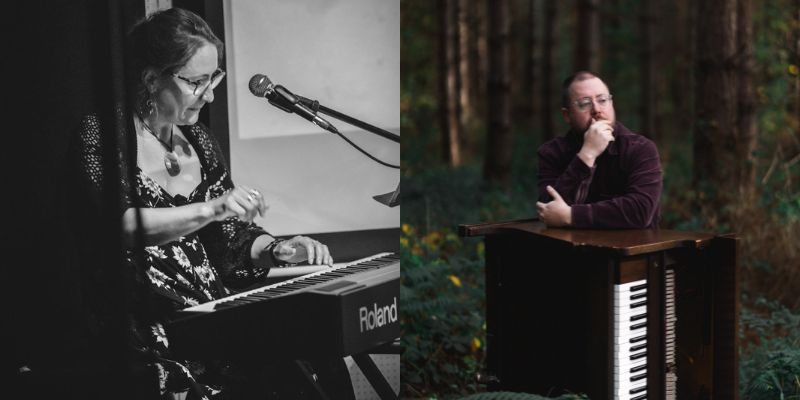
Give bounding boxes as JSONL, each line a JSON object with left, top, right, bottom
{"left": 359, "top": 297, "right": 398, "bottom": 333}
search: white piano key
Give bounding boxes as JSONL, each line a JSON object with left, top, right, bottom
{"left": 614, "top": 325, "right": 646, "bottom": 341}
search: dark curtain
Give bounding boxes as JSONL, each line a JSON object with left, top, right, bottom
{"left": 7, "top": 1, "right": 144, "bottom": 398}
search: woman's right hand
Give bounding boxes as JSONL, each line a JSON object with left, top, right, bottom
{"left": 207, "top": 186, "right": 268, "bottom": 222}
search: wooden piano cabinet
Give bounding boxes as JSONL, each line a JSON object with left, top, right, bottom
{"left": 460, "top": 219, "right": 738, "bottom": 400}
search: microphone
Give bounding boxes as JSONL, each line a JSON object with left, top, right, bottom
{"left": 249, "top": 74, "right": 336, "bottom": 132}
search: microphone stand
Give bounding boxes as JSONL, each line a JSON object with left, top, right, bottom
{"left": 298, "top": 95, "right": 400, "bottom": 207}
{"left": 299, "top": 96, "right": 399, "bottom": 143}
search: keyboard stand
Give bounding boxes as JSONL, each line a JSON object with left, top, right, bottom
{"left": 294, "top": 360, "right": 332, "bottom": 400}
{"left": 351, "top": 339, "right": 400, "bottom": 400}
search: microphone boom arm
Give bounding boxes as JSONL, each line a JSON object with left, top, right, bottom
{"left": 297, "top": 96, "right": 400, "bottom": 143}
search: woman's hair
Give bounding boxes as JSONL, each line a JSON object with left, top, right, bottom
{"left": 126, "top": 8, "right": 224, "bottom": 115}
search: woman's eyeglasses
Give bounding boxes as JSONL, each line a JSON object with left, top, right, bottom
{"left": 172, "top": 68, "right": 226, "bottom": 96}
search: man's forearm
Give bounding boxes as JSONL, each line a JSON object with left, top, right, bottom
{"left": 538, "top": 156, "right": 595, "bottom": 204}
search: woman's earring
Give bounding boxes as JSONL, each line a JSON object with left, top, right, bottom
{"left": 145, "top": 98, "right": 155, "bottom": 117}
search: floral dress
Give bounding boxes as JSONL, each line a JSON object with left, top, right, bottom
{"left": 76, "top": 113, "right": 273, "bottom": 399}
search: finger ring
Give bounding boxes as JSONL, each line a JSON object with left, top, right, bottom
{"left": 250, "top": 189, "right": 261, "bottom": 198}
{"left": 247, "top": 194, "right": 255, "bottom": 202}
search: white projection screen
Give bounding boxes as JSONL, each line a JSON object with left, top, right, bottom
{"left": 227, "top": 0, "right": 399, "bottom": 138}
{"left": 224, "top": 0, "right": 399, "bottom": 235}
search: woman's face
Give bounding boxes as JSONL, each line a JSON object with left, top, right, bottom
{"left": 152, "top": 42, "right": 219, "bottom": 126}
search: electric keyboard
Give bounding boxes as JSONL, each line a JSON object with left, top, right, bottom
{"left": 166, "top": 253, "right": 400, "bottom": 361}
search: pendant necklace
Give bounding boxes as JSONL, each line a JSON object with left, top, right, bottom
{"left": 142, "top": 119, "right": 181, "bottom": 176}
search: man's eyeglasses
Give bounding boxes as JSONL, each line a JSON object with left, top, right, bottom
{"left": 172, "top": 68, "right": 226, "bottom": 96}
{"left": 572, "top": 94, "right": 613, "bottom": 112}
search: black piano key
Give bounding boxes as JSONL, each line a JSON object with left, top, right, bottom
{"left": 630, "top": 351, "right": 647, "bottom": 360}
{"left": 236, "top": 297, "right": 263, "bottom": 303}
{"left": 631, "top": 300, "right": 647, "bottom": 309}
{"left": 630, "top": 385, "right": 647, "bottom": 394}
{"left": 631, "top": 283, "right": 648, "bottom": 292}
{"left": 630, "top": 313, "right": 647, "bottom": 321}
{"left": 630, "top": 372, "right": 647, "bottom": 382}
{"left": 630, "top": 292, "right": 647, "bottom": 300}
{"left": 630, "top": 364, "right": 647, "bottom": 373}
{"left": 631, "top": 321, "right": 648, "bottom": 330}
{"left": 248, "top": 293, "right": 277, "bottom": 300}
{"left": 630, "top": 343, "right": 647, "bottom": 352}
{"left": 360, "top": 262, "right": 382, "bottom": 267}
{"left": 631, "top": 393, "right": 647, "bottom": 400}
{"left": 630, "top": 334, "right": 647, "bottom": 343}
{"left": 281, "top": 284, "right": 306, "bottom": 290}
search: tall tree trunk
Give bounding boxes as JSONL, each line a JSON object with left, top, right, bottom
{"left": 510, "top": 0, "right": 531, "bottom": 131}
{"left": 736, "top": 0, "right": 756, "bottom": 197}
{"left": 541, "top": 0, "right": 558, "bottom": 141}
{"left": 694, "top": 0, "right": 737, "bottom": 192}
{"left": 672, "top": 0, "right": 695, "bottom": 143}
{"left": 458, "top": 0, "right": 473, "bottom": 142}
{"left": 526, "top": 0, "right": 538, "bottom": 133}
{"left": 639, "top": 0, "right": 656, "bottom": 140}
{"left": 484, "top": 0, "right": 512, "bottom": 186}
{"left": 694, "top": 0, "right": 756, "bottom": 228}
{"left": 438, "top": 0, "right": 448, "bottom": 163}
{"left": 575, "top": 0, "right": 601, "bottom": 72}
{"left": 475, "top": 0, "right": 489, "bottom": 121}
{"left": 440, "top": 0, "right": 462, "bottom": 166}
{"left": 604, "top": 0, "right": 621, "bottom": 86}
{"left": 797, "top": 4, "right": 800, "bottom": 130}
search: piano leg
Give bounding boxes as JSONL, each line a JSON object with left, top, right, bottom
{"left": 351, "top": 353, "right": 399, "bottom": 400}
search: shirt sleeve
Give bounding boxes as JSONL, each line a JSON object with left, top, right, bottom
{"left": 192, "top": 124, "right": 273, "bottom": 289}
{"left": 73, "top": 113, "right": 137, "bottom": 215}
{"left": 570, "top": 138, "right": 662, "bottom": 229}
{"left": 537, "top": 141, "right": 595, "bottom": 205}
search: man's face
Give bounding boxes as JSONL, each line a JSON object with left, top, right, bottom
{"left": 561, "top": 77, "right": 616, "bottom": 133}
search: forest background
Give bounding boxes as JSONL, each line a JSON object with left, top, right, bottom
{"left": 400, "top": 0, "right": 800, "bottom": 398}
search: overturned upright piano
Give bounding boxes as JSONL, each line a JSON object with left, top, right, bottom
{"left": 460, "top": 219, "right": 738, "bottom": 400}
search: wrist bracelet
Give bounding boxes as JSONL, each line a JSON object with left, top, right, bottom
{"left": 265, "top": 238, "right": 290, "bottom": 268}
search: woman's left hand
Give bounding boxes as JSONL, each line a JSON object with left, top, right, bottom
{"left": 272, "top": 236, "right": 333, "bottom": 266}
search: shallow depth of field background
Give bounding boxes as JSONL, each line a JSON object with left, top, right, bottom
{"left": 400, "top": 0, "right": 800, "bottom": 398}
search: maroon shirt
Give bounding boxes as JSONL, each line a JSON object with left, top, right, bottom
{"left": 537, "top": 122, "right": 662, "bottom": 229}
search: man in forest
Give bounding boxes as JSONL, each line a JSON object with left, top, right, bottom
{"left": 536, "top": 71, "right": 662, "bottom": 229}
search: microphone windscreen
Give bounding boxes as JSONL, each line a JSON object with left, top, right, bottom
{"left": 248, "top": 74, "right": 273, "bottom": 97}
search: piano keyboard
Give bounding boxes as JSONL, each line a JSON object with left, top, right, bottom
{"left": 613, "top": 279, "right": 648, "bottom": 400}
{"left": 182, "top": 252, "right": 398, "bottom": 313}
{"left": 169, "top": 252, "right": 400, "bottom": 360}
